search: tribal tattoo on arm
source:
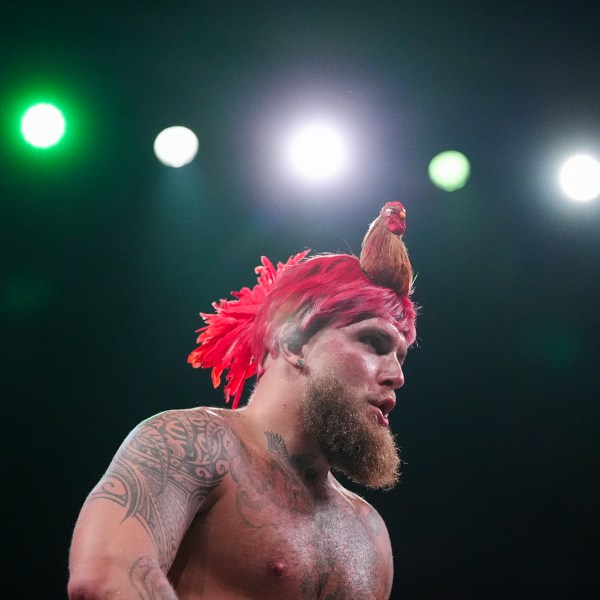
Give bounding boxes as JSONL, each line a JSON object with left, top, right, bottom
{"left": 129, "top": 556, "right": 178, "bottom": 600}
{"left": 88, "top": 410, "right": 234, "bottom": 571}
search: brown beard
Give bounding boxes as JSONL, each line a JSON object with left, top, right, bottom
{"left": 300, "top": 373, "right": 401, "bottom": 489}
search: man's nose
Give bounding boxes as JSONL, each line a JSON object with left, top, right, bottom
{"left": 378, "top": 356, "right": 405, "bottom": 390}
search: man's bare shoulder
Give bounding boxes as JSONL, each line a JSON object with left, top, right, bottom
{"left": 330, "top": 477, "right": 390, "bottom": 537}
{"left": 89, "top": 406, "right": 244, "bottom": 514}
{"left": 133, "top": 406, "right": 246, "bottom": 468}
{"left": 143, "top": 405, "right": 238, "bottom": 423}
{"left": 79, "top": 406, "right": 245, "bottom": 573}
{"left": 137, "top": 406, "right": 245, "bottom": 441}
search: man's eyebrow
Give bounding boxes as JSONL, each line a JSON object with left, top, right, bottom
{"left": 359, "top": 326, "right": 393, "bottom": 341}
{"left": 357, "top": 325, "right": 407, "bottom": 358}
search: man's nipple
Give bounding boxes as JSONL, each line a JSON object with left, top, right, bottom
{"left": 267, "top": 559, "right": 287, "bottom": 577}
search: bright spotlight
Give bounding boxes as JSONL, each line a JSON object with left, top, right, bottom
{"left": 428, "top": 150, "right": 471, "bottom": 191}
{"left": 21, "top": 103, "right": 66, "bottom": 148}
{"left": 288, "top": 123, "right": 346, "bottom": 181}
{"left": 559, "top": 154, "right": 600, "bottom": 202}
{"left": 154, "top": 126, "right": 199, "bottom": 168}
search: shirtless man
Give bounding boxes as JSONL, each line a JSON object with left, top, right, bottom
{"left": 68, "top": 206, "right": 417, "bottom": 599}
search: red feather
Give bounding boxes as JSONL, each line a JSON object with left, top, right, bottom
{"left": 188, "top": 250, "right": 310, "bottom": 408}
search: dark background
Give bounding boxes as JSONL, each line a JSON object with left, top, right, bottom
{"left": 2, "top": 1, "right": 599, "bottom": 598}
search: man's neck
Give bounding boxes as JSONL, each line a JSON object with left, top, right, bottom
{"left": 238, "top": 361, "right": 332, "bottom": 486}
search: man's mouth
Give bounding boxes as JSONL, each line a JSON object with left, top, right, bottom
{"left": 369, "top": 397, "right": 396, "bottom": 427}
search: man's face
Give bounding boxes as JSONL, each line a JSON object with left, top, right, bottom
{"left": 299, "top": 317, "right": 408, "bottom": 489}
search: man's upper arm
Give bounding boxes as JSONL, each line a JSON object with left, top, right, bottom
{"left": 69, "top": 409, "right": 234, "bottom": 587}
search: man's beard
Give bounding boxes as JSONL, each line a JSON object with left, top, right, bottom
{"left": 300, "top": 373, "right": 401, "bottom": 489}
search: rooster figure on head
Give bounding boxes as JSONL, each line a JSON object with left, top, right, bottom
{"left": 360, "top": 201, "right": 413, "bottom": 296}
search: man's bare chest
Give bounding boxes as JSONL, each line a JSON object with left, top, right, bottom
{"left": 170, "top": 441, "right": 390, "bottom": 599}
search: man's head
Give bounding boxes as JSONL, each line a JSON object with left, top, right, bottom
{"left": 251, "top": 253, "right": 416, "bottom": 379}
{"left": 189, "top": 203, "right": 417, "bottom": 408}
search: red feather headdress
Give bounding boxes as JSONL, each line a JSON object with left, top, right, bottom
{"left": 187, "top": 250, "right": 310, "bottom": 408}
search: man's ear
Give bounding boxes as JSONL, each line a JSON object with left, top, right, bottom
{"left": 280, "top": 337, "right": 303, "bottom": 368}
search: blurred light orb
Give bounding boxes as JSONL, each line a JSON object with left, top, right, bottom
{"left": 559, "top": 154, "right": 600, "bottom": 201}
{"left": 288, "top": 123, "right": 346, "bottom": 181}
{"left": 428, "top": 150, "right": 471, "bottom": 191}
{"left": 21, "top": 103, "right": 66, "bottom": 148}
{"left": 154, "top": 126, "right": 199, "bottom": 168}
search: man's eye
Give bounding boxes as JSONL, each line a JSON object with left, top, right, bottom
{"left": 362, "top": 336, "right": 382, "bottom": 352}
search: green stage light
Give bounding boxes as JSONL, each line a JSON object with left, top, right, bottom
{"left": 21, "top": 103, "right": 66, "bottom": 148}
{"left": 428, "top": 150, "right": 471, "bottom": 191}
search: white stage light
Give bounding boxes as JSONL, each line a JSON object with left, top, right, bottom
{"left": 288, "top": 123, "right": 346, "bottom": 181}
{"left": 154, "top": 126, "right": 199, "bottom": 168}
{"left": 559, "top": 154, "right": 600, "bottom": 201}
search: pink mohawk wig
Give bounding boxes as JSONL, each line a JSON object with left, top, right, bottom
{"left": 251, "top": 254, "right": 416, "bottom": 376}
{"left": 188, "top": 203, "right": 417, "bottom": 408}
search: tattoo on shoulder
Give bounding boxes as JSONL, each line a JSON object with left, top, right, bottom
{"left": 88, "top": 411, "right": 237, "bottom": 570}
